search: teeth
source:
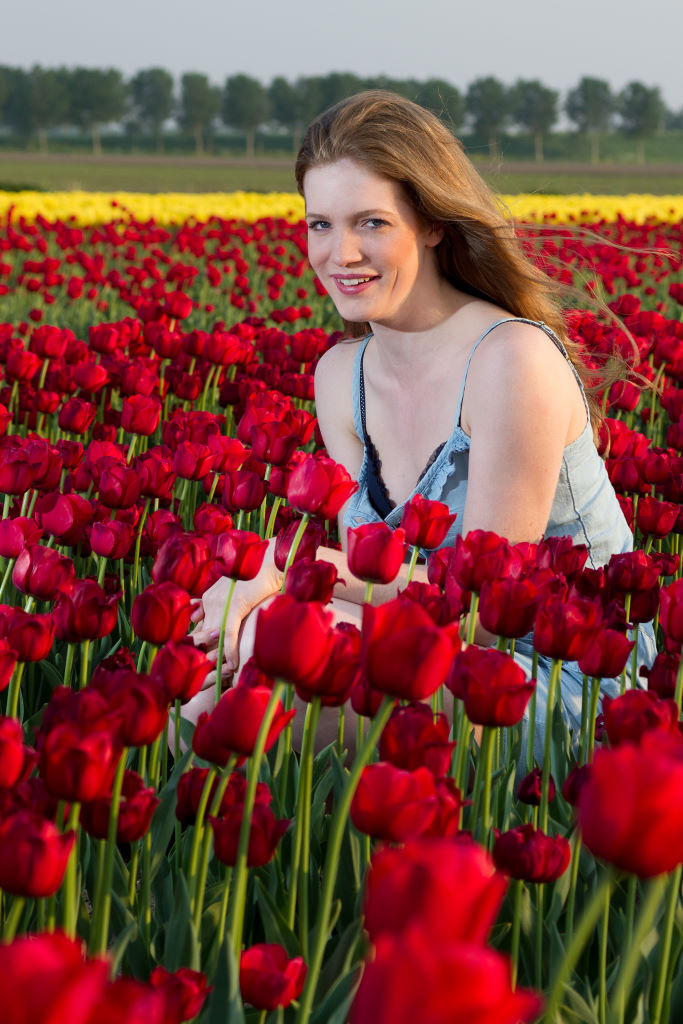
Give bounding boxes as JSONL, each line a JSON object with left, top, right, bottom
{"left": 341, "top": 277, "right": 373, "bottom": 286}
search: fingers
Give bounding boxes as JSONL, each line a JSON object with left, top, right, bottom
{"left": 191, "top": 626, "right": 221, "bottom": 646}
{"left": 189, "top": 598, "right": 204, "bottom": 623}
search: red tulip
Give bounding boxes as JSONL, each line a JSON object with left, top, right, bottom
{"left": 131, "top": 582, "right": 193, "bottom": 644}
{"left": 659, "top": 578, "right": 683, "bottom": 646}
{"left": 351, "top": 925, "right": 542, "bottom": 1024}
{"left": 400, "top": 493, "right": 457, "bottom": 549}
{"left": 363, "top": 837, "right": 507, "bottom": 944}
{"left": 0, "top": 715, "right": 37, "bottom": 788}
{"left": 240, "top": 944, "right": 307, "bottom": 1011}
{"left": 450, "top": 529, "right": 523, "bottom": 592}
{"left": 89, "top": 519, "right": 136, "bottom": 560}
{"left": 150, "top": 639, "right": 211, "bottom": 703}
{"left": 347, "top": 522, "right": 406, "bottom": 584}
{"left": 295, "top": 622, "right": 362, "bottom": 706}
{"left": 350, "top": 762, "right": 438, "bottom": 841}
{"left": 379, "top": 701, "right": 456, "bottom": 776}
{"left": 601, "top": 690, "right": 679, "bottom": 746}
{"left": 286, "top": 454, "right": 358, "bottom": 519}
{"left": 210, "top": 803, "right": 289, "bottom": 867}
{"left": 210, "top": 529, "right": 268, "bottom": 581}
{"left": 53, "top": 578, "right": 120, "bottom": 642}
{"left": 284, "top": 557, "right": 340, "bottom": 604}
{"left": 0, "top": 931, "right": 109, "bottom": 1024}
{"left": 478, "top": 577, "right": 540, "bottom": 638}
{"left": 253, "top": 594, "right": 335, "bottom": 687}
{"left": 12, "top": 543, "right": 74, "bottom": 601}
{"left": 447, "top": 647, "right": 535, "bottom": 727}
{"left": 273, "top": 517, "right": 326, "bottom": 570}
{"left": 1, "top": 608, "right": 55, "bottom": 662}
{"left": 0, "top": 811, "right": 75, "bottom": 897}
{"left": 93, "top": 670, "right": 170, "bottom": 748}
{"left": 0, "top": 515, "right": 42, "bottom": 557}
{"left": 149, "top": 966, "right": 212, "bottom": 1024}
{"left": 152, "top": 532, "right": 212, "bottom": 597}
{"left": 80, "top": 770, "right": 159, "bottom": 843}
{"left": 577, "top": 732, "right": 683, "bottom": 877}
{"left": 39, "top": 720, "right": 121, "bottom": 802}
{"left": 517, "top": 766, "right": 555, "bottom": 806}
{"left": 493, "top": 824, "right": 571, "bottom": 883}
{"left": 577, "top": 628, "right": 635, "bottom": 677}
{"left": 192, "top": 684, "right": 294, "bottom": 764}
{"left": 121, "top": 394, "right": 161, "bottom": 436}
{"left": 361, "top": 596, "right": 457, "bottom": 701}
{"left": 533, "top": 595, "right": 602, "bottom": 661}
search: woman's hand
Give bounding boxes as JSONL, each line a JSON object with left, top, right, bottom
{"left": 190, "top": 540, "right": 283, "bottom": 679}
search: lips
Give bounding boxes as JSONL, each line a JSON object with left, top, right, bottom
{"left": 332, "top": 275, "right": 379, "bottom": 295}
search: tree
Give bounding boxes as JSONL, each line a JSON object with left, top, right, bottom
{"left": 223, "top": 74, "right": 270, "bottom": 157}
{"left": 67, "top": 68, "right": 127, "bottom": 154}
{"left": 465, "top": 76, "right": 509, "bottom": 158}
{"left": 3, "top": 66, "right": 70, "bottom": 152}
{"left": 319, "top": 72, "right": 364, "bottom": 110}
{"left": 179, "top": 73, "right": 221, "bottom": 155}
{"left": 130, "top": 67, "right": 174, "bottom": 151}
{"left": 618, "top": 81, "right": 665, "bottom": 163}
{"left": 416, "top": 79, "right": 464, "bottom": 134}
{"left": 509, "top": 79, "right": 558, "bottom": 161}
{"left": 269, "top": 76, "right": 308, "bottom": 150}
{"left": 565, "top": 77, "right": 614, "bottom": 163}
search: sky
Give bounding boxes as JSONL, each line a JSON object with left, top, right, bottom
{"left": 4, "top": 0, "right": 683, "bottom": 110}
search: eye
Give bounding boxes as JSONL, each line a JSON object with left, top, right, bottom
{"left": 307, "top": 219, "right": 331, "bottom": 231}
{"left": 364, "top": 218, "right": 387, "bottom": 229}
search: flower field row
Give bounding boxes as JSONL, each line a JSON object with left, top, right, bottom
{"left": 0, "top": 198, "right": 682, "bottom": 1022}
{"left": 3, "top": 189, "right": 683, "bottom": 226}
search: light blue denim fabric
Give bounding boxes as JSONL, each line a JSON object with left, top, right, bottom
{"left": 342, "top": 318, "right": 657, "bottom": 757}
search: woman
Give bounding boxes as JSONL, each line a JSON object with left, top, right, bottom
{"left": 189, "top": 91, "right": 655, "bottom": 750}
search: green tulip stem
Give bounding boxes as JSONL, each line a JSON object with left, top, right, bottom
{"left": 544, "top": 869, "right": 616, "bottom": 1024}
{"left": 293, "top": 697, "right": 321, "bottom": 956}
{"left": 363, "top": 580, "right": 374, "bottom": 605}
{"left": 405, "top": 544, "right": 420, "bottom": 584}
{"left": 63, "top": 644, "right": 76, "bottom": 690}
{"left": 126, "top": 434, "right": 138, "bottom": 464}
{"left": 258, "top": 464, "right": 272, "bottom": 538}
{"left": 465, "top": 590, "right": 480, "bottom": 647}
{"left": 565, "top": 831, "right": 583, "bottom": 943}
{"left": 79, "top": 640, "right": 91, "bottom": 690}
{"left": 280, "top": 514, "right": 310, "bottom": 591}
{"left": 526, "top": 652, "right": 539, "bottom": 773}
{"left": 132, "top": 498, "right": 151, "bottom": 591}
{"left": 295, "top": 695, "right": 396, "bottom": 1024}
{"left": 607, "top": 873, "right": 669, "bottom": 1024}
{"left": 454, "top": 705, "right": 473, "bottom": 795}
{"left": 214, "top": 576, "right": 237, "bottom": 705}
{"left": 598, "top": 878, "right": 611, "bottom": 1024}
{"left": 265, "top": 496, "right": 282, "bottom": 540}
{"left": 0, "top": 557, "right": 15, "bottom": 604}
{"left": 540, "top": 658, "right": 561, "bottom": 834}
{"left": 587, "top": 676, "right": 602, "bottom": 763}
{"left": 6, "top": 661, "right": 26, "bottom": 720}
{"left": 187, "top": 766, "right": 218, "bottom": 909}
{"left": 2, "top": 896, "right": 25, "bottom": 942}
{"left": 228, "top": 682, "right": 286, "bottom": 958}
{"left": 510, "top": 879, "right": 523, "bottom": 987}
{"left": 91, "top": 750, "right": 127, "bottom": 955}
{"left": 62, "top": 801, "right": 81, "bottom": 938}
{"left": 651, "top": 865, "right": 682, "bottom": 1024}
{"left": 192, "top": 756, "right": 237, "bottom": 935}
{"left": 471, "top": 725, "right": 494, "bottom": 842}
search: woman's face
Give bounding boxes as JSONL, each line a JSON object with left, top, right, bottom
{"left": 303, "top": 158, "right": 443, "bottom": 331}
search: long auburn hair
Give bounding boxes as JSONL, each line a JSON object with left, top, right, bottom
{"left": 295, "top": 90, "right": 617, "bottom": 432}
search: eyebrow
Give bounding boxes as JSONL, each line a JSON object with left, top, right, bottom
{"left": 305, "top": 209, "right": 394, "bottom": 220}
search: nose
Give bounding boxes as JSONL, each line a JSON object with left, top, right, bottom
{"left": 332, "top": 228, "right": 363, "bottom": 266}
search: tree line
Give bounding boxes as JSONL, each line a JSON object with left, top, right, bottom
{"left": 0, "top": 65, "right": 679, "bottom": 163}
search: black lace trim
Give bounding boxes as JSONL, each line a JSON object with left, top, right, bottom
{"left": 359, "top": 345, "right": 446, "bottom": 518}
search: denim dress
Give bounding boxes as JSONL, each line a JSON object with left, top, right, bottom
{"left": 342, "top": 318, "right": 657, "bottom": 755}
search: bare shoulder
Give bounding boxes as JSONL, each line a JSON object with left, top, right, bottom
{"left": 314, "top": 339, "right": 364, "bottom": 470}
{"left": 462, "top": 319, "right": 579, "bottom": 429}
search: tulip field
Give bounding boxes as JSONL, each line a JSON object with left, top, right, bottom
{"left": 1, "top": 188, "right": 683, "bottom": 1023}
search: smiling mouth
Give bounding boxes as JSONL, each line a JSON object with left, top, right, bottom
{"left": 333, "top": 275, "right": 378, "bottom": 288}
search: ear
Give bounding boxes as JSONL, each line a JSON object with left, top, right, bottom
{"left": 425, "top": 222, "right": 445, "bottom": 247}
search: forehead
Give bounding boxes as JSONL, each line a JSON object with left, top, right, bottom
{"left": 303, "top": 158, "right": 409, "bottom": 213}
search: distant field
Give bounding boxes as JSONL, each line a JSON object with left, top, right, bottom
{"left": 1, "top": 152, "right": 683, "bottom": 196}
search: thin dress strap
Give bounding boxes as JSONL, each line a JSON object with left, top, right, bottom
{"left": 454, "top": 317, "right": 590, "bottom": 427}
